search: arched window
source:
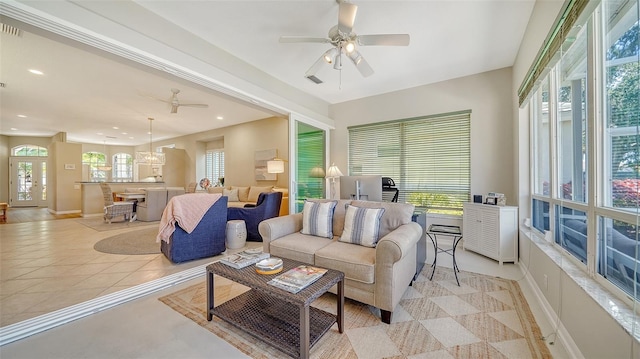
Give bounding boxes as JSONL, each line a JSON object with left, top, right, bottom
{"left": 12, "top": 145, "right": 48, "bottom": 156}
{"left": 82, "top": 151, "right": 109, "bottom": 182}
{"left": 112, "top": 153, "right": 133, "bottom": 182}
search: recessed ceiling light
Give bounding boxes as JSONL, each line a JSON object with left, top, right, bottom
{"left": 121, "top": 132, "right": 127, "bottom": 135}
{"left": 17, "top": 114, "right": 27, "bottom": 118}
{"left": 28, "top": 69, "right": 44, "bottom": 75}
{"left": 10, "top": 128, "right": 18, "bottom": 131}
{"left": 129, "top": 137, "right": 134, "bottom": 139}
{"left": 97, "top": 132, "right": 104, "bottom": 135}
{"left": 112, "top": 127, "right": 119, "bottom": 130}
{"left": 217, "top": 116, "right": 224, "bottom": 120}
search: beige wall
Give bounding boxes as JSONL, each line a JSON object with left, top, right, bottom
{"left": 49, "top": 141, "right": 82, "bottom": 213}
{"left": 0, "top": 117, "right": 288, "bottom": 210}
{"left": 329, "top": 67, "right": 515, "bottom": 205}
{"left": 138, "top": 116, "right": 289, "bottom": 189}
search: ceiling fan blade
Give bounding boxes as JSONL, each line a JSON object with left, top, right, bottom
{"left": 304, "top": 55, "right": 326, "bottom": 84}
{"left": 348, "top": 51, "right": 374, "bottom": 77}
{"left": 170, "top": 105, "right": 178, "bottom": 114}
{"left": 338, "top": 2, "right": 358, "bottom": 34}
{"left": 305, "top": 55, "right": 325, "bottom": 77}
{"left": 279, "top": 36, "right": 330, "bottom": 43}
{"left": 357, "top": 34, "right": 410, "bottom": 46}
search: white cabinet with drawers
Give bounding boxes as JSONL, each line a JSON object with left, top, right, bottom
{"left": 463, "top": 202, "right": 518, "bottom": 264}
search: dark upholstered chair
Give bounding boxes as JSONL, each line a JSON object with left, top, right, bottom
{"left": 160, "top": 196, "right": 228, "bottom": 263}
{"left": 227, "top": 192, "right": 282, "bottom": 242}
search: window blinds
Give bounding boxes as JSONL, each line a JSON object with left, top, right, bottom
{"left": 518, "top": 0, "right": 592, "bottom": 106}
{"left": 348, "top": 111, "right": 470, "bottom": 211}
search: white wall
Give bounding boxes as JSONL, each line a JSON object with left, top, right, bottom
{"left": 329, "top": 67, "right": 516, "bottom": 205}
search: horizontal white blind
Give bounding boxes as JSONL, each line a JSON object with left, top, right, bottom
{"left": 206, "top": 149, "right": 224, "bottom": 184}
{"left": 348, "top": 111, "right": 470, "bottom": 211}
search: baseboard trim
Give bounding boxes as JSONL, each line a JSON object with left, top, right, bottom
{"left": 0, "top": 264, "right": 208, "bottom": 346}
{"left": 46, "top": 209, "right": 81, "bottom": 215}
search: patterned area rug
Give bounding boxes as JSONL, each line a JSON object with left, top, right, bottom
{"left": 159, "top": 267, "right": 551, "bottom": 359}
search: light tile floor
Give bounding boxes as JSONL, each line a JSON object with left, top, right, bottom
{"left": 0, "top": 216, "right": 257, "bottom": 326}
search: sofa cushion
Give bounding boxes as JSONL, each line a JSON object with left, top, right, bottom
{"left": 269, "top": 232, "right": 333, "bottom": 264}
{"left": 315, "top": 241, "right": 376, "bottom": 284}
{"left": 223, "top": 188, "right": 239, "bottom": 202}
{"left": 248, "top": 186, "right": 273, "bottom": 202}
{"left": 207, "top": 187, "right": 224, "bottom": 194}
{"left": 339, "top": 205, "right": 385, "bottom": 247}
{"left": 232, "top": 186, "right": 250, "bottom": 202}
{"left": 301, "top": 200, "right": 337, "bottom": 238}
{"left": 351, "top": 200, "right": 415, "bottom": 238}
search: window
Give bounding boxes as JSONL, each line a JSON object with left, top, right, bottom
{"left": 525, "top": 0, "right": 639, "bottom": 303}
{"left": 348, "top": 111, "right": 470, "bottom": 215}
{"left": 112, "top": 153, "right": 133, "bottom": 182}
{"left": 12, "top": 145, "right": 47, "bottom": 156}
{"left": 533, "top": 78, "right": 551, "bottom": 196}
{"left": 206, "top": 149, "right": 224, "bottom": 186}
{"left": 82, "top": 152, "right": 109, "bottom": 182}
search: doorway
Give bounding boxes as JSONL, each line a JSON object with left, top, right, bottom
{"left": 10, "top": 157, "right": 48, "bottom": 207}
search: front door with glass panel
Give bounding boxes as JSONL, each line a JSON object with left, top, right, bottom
{"left": 10, "top": 157, "right": 47, "bottom": 207}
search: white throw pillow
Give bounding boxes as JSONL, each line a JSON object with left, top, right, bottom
{"left": 339, "top": 205, "right": 385, "bottom": 247}
{"left": 300, "top": 200, "right": 337, "bottom": 239}
{"left": 223, "top": 188, "right": 239, "bottom": 202}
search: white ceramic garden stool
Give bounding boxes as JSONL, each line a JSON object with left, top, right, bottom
{"left": 226, "top": 220, "right": 247, "bottom": 249}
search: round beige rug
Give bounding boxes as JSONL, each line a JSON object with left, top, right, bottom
{"left": 93, "top": 227, "right": 160, "bottom": 255}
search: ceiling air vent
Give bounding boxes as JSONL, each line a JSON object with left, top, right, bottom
{"left": 1, "top": 23, "right": 22, "bottom": 37}
{"left": 305, "top": 75, "right": 323, "bottom": 84}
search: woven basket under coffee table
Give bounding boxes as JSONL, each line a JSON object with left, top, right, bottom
{"left": 206, "top": 258, "right": 344, "bottom": 359}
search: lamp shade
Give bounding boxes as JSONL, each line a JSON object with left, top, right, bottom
{"left": 309, "top": 166, "right": 326, "bottom": 178}
{"left": 326, "top": 163, "right": 343, "bottom": 178}
{"left": 267, "top": 159, "right": 285, "bottom": 174}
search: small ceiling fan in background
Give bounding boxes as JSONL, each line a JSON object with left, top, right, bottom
{"left": 279, "top": 0, "right": 410, "bottom": 84}
{"left": 150, "top": 88, "right": 209, "bottom": 114}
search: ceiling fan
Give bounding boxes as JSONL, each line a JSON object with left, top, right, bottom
{"left": 153, "top": 88, "right": 209, "bottom": 114}
{"left": 279, "top": 0, "right": 410, "bottom": 83}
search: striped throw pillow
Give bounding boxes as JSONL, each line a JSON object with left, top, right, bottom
{"left": 300, "top": 200, "right": 337, "bottom": 239}
{"left": 339, "top": 205, "right": 385, "bottom": 247}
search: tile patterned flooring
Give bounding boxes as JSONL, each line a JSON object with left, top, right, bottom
{"left": 0, "top": 212, "right": 236, "bottom": 327}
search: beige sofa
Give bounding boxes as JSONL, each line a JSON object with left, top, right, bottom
{"left": 258, "top": 199, "right": 422, "bottom": 324}
{"left": 207, "top": 186, "right": 289, "bottom": 215}
{"left": 132, "top": 187, "right": 185, "bottom": 222}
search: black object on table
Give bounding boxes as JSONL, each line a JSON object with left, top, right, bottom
{"left": 427, "top": 224, "right": 463, "bottom": 286}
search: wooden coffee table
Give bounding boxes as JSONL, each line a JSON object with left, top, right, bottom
{"left": 207, "top": 258, "right": 344, "bottom": 359}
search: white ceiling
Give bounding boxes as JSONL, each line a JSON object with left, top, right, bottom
{"left": 0, "top": 0, "right": 536, "bottom": 146}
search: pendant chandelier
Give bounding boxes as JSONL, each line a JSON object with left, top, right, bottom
{"left": 135, "top": 117, "right": 165, "bottom": 166}
{"left": 97, "top": 140, "right": 112, "bottom": 171}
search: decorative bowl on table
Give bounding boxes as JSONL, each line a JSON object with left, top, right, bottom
{"left": 255, "top": 257, "right": 283, "bottom": 275}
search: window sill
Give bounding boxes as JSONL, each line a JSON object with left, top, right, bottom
{"left": 520, "top": 225, "right": 640, "bottom": 343}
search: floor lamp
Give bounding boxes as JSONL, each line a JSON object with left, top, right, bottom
{"left": 325, "top": 163, "right": 343, "bottom": 199}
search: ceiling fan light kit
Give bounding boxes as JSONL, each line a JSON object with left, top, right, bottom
{"left": 280, "top": 0, "right": 409, "bottom": 83}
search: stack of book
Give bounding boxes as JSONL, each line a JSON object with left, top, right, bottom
{"left": 268, "top": 265, "right": 328, "bottom": 293}
{"left": 220, "top": 250, "right": 270, "bottom": 269}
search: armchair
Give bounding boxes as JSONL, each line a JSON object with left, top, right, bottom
{"left": 99, "top": 183, "right": 134, "bottom": 223}
{"left": 160, "top": 195, "right": 229, "bottom": 263}
{"left": 227, "top": 191, "right": 283, "bottom": 241}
